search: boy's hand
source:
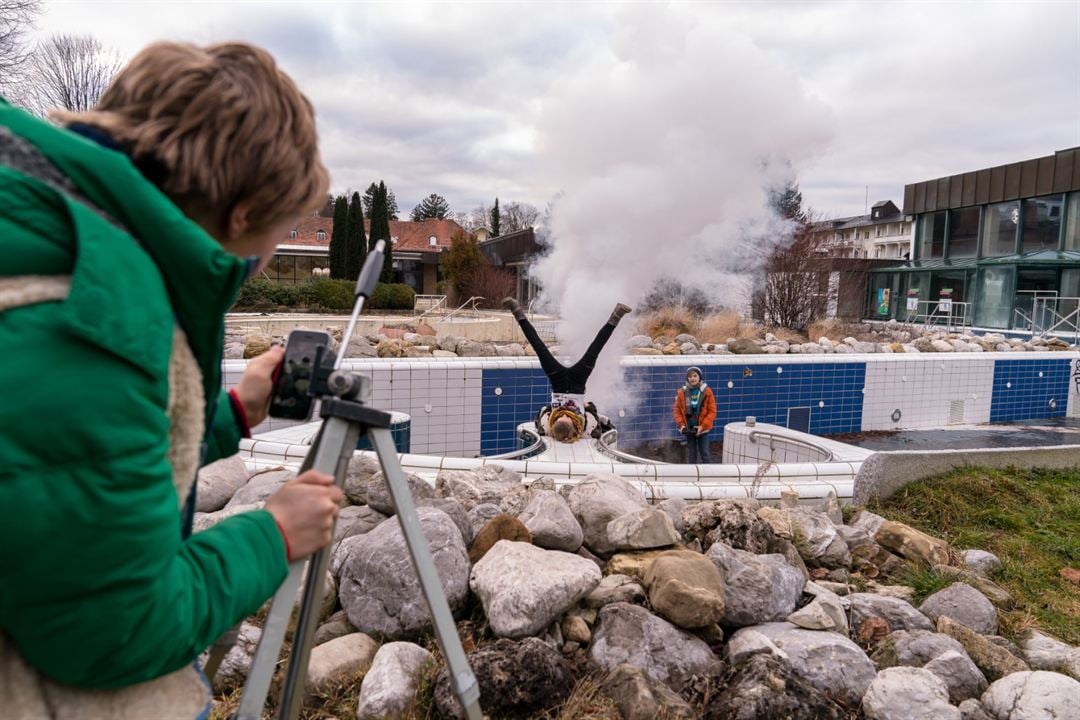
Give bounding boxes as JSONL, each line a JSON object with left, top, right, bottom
{"left": 264, "top": 471, "right": 343, "bottom": 560}
{"left": 696, "top": 427, "right": 706, "bottom": 436}
{"left": 234, "top": 345, "right": 285, "bottom": 427}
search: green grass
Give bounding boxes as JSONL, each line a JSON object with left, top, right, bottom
{"left": 869, "top": 465, "right": 1080, "bottom": 644}
{"left": 899, "top": 564, "right": 956, "bottom": 605}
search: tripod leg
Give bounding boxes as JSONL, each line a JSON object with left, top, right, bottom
{"left": 369, "top": 428, "right": 483, "bottom": 720}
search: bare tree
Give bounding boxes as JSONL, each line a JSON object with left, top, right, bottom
{"left": 500, "top": 201, "right": 540, "bottom": 233}
{"left": 754, "top": 211, "right": 833, "bottom": 332}
{"left": 0, "top": 0, "right": 40, "bottom": 91}
{"left": 22, "top": 34, "right": 120, "bottom": 116}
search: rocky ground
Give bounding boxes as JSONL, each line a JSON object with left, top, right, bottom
{"left": 196, "top": 458, "right": 1080, "bottom": 719}
{"left": 225, "top": 319, "right": 1075, "bottom": 361}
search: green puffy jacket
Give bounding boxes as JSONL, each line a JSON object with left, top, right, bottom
{"left": 0, "top": 100, "right": 288, "bottom": 689}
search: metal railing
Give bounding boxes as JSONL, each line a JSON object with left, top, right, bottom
{"left": 444, "top": 296, "right": 486, "bottom": 321}
{"left": 594, "top": 429, "right": 669, "bottom": 465}
{"left": 902, "top": 299, "right": 971, "bottom": 332}
{"left": 484, "top": 426, "right": 547, "bottom": 460}
{"left": 747, "top": 429, "right": 834, "bottom": 462}
{"left": 1029, "top": 295, "right": 1080, "bottom": 345}
{"left": 526, "top": 297, "right": 557, "bottom": 343}
{"left": 413, "top": 294, "right": 447, "bottom": 319}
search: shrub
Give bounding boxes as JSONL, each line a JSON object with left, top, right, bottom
{"left": 463, "top": 265, "right": 516, "bottom": 308}
{"left": 637, "top": 306, "right": 699, "bottom": 339}
{"left": 698, "top": 310, "right": 744, "bottom": 343}
{"left": 233, "top": 278, "right": 300, "bottom": 309}
{"left": 303, "top": 278, "right": 355, "bottom": 310}
{"left": 369, "top": 283, "right": 415, "bottom": 310}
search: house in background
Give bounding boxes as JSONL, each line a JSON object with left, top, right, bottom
{"left": 809, "top": 200, "right": 914, "bottom": 259}
{"left": 262, "top": 217, "right": 470, "bottom": 294}
{"left": 480, "top": 227, "right": 543, "bottom": 305}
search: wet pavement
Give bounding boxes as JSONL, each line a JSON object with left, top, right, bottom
{"left": 825, "top": 418, "right": 1080, "bottom": 451}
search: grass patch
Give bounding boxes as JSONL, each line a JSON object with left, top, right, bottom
{"left": 869, "top": 465, "right": 1080, "bottom": 643}
{"left": 899, "top": 564, "right": 955, "bottom": 605}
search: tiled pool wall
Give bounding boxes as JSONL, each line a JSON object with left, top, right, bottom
{"left": 222, "top": 354, "right": 1080, "bottom": 458}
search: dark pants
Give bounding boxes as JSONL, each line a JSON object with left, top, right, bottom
{"left": 516, "top": 315, "right": 615, "bottom": 394}
{"left": 686, "top": 430, "right": 711, "bottom": 464}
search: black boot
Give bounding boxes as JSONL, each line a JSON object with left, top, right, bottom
{"left": 502, "top": 296, "right": 526, "bottom": 321}
{"left": 608, "top": 303, "right": 632, "bottom": 326}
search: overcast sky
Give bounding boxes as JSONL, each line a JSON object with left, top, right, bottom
{"left": 30, "top": 0, "right": 1080, "bottom": 220}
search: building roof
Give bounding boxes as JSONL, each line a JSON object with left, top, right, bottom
{"left": 282, "top": 216, "right": 469, "bottom": 253}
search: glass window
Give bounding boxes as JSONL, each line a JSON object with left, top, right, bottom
{"left": 1021, "top": 195, "right": 1063, "bottom": 253}
{"left": 1065, "top": 191, "right": 1080, "bottom": 251}
{"left": 974, "top": 266, "right": 1014, "bottom": 329}
{"left": 981, "top": 201, "right": 1018, "bottom": 257}
{"left": 948, "top": 207, "right": 980, "bottom": 258}
{"left": 918, "top": 211, "right": 946, "bottom": 258}
{"left": 295, "top": 255, "right": 315, "bottom": 282}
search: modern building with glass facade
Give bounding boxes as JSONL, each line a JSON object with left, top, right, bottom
{"left": 869, "top": 147, "right": 1080, "bottom": 330}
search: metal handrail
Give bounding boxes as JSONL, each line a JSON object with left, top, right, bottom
{"left": 1030, "top": 295, "right": 1080, "bottom": 344}
{"left": 747, "top": 430, "right": 834, "bottom": 462}
{"left": 484, "top": 426, "right": 546, "bottom": 460}
{"left": 902, "top": 299, "right": 971, "bottom": 332}
{"left": 414, "top": 294, "right": 447, "bottom": 320}
{"left": 445, "top": 296, "right": 485, "bottom": 321}
{"left": 594, "top": 429, "right": 670, "bottom": 465}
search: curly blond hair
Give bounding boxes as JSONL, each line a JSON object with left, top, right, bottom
{"left": 53, "top": 41, "right": 328, "bottom": 232}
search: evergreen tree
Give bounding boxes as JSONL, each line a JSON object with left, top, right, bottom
{"left": 410, "top": 192, "right": 451, "bottom": 221}
{"left": 368, "top": 181, "right": 395, "bottom": 283}
{"left": 770, "top": 182, "right": 806, "bottom": 223}
{"left": 345, "top": 191, "right": 366, "bottom": 279}
{"left": 364, "top": 182, "right": 399, "bottom": 220}
{"left": 490, "top": 197, "right": 500, "bottom": 237}
{"left": 328, "top": 195, "right": 348, "bottom": 279}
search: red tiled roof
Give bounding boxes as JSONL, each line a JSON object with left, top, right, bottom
{"left": 283, "top": 216, "right": 470, "bottom": 252}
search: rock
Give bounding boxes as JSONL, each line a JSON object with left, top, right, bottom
{"left": 862, "top": 666, "right": 960, "bottom": 720}
{"left": 201, "top": 621, "right": 260, "bottom": 691}
{"left": 243, "top": 333, "right": 272, "bottom": 358}
{"left": 849, "top": 509, "right": 887, "bottom": 537}
{"left": 626, "top": 334, "right": 654, "bottom": 349}
{"left": 657, "top": 497, "right": 687, "bottom": 535}
{"left": 433, "top": 638, "right": 571, "bottom": 719}
{"left": 376, "top": 338, "right": 405, "bottom": 358}
{"left": 438, "top": 335, "right": 464, "bottom": 353}
{"left": 332, "top": 505, "right": 388, "bottom": 551}
{"left": 305, "top": 632, "right": 378, "bottom": 696}
{"left": 931, "top": 339, "right": 955, "bottom": 352}
{"left": 313, "top": 610, "right": 356, "bottom": 646}
{"left": 874, "top": 521, "right": 951, "bottom": 567}
{"left": 961, "top": 550, "right": 1002, "bottom": 577}
{"left": 731, "top": 622, "right": 877, "bottom": 706}
{"left": 468, "top": 514, "right": 531, "bottom": 565}
{"left": 466, "top": 503, "right": 502, "bottom": 537}
{"left": 455, "top": 340, "right": 497, "bottom": 357}
{"left": 643, "top": 550, "right": 726, "bottom": 629}
{"left": 589, "top": 602, "right": 719, "bottom": 690}
{"left": 980, "top": 670, "right": 1080, "bottom": 720}
{"left": 432, "top": 349, "right": 457, "bottom": 358}
{"left": 850, "top": 593, "right": 933, "bottom": 634}
{"left": 576, "top": 545, "right": 606, "bottom": 572}
{"left": 707, "top": 542, "right": 805, "bottom": 627}
{"left": 356, "top": 641, "right": 433, "bottom": 720}
{"left": 727, "top": 338, "right": 766, "bottom": 354}
{"left": 661, "top": 342, "right": 682, "bottom": 355}
{"left": 606, "top": 507, "right": 681, "bottom": 551}
{"left": 603, "top": 664, "right": 680, "bottom": 720}
{"left": 584, "top": 573, "right": 647, "bottom": 608}
{"left": 225, "top": 467, "right": 294, "bottom": 508}
{"left": 924, "top": 650, "right": 991, "bottom": 704}
{"left": 344, "top": 336, "right": 378, "bottom": 358}
{"left": 937, "top": 616, "right": 1030, "bottom": 682}
{"left": 920, "top": 583, "right": 998, "bottom": 634}
{"left": 343, "top": 455, "right": 436, "bottom": 513}
{"left": 470, "top": 540, "right": 601, "bottom": 638}
{"left": 561, "top": 615, "right": 591, "bottom": 644}
{"left": 435, "top": 466, "right": 522, "bottom": 510}
{"left": 417, "top": 497, "right": 473, "bottom": 546}
{"left": 196, "top": 455, "right": 250, "bottom": 512}
{"left": 872, "top": 629, "right": 969, "bottom": 669}
{"left": 958, "top": 699, "right": 993, "bottom": 720}
{"left": 223, "top": 341, "right": 245, "bottom": 359}
{"left": 631, "top": 347, "right": 663, "bottom": 355}
{"left": 193, "top": 503, "right": 261, "bottom": 533}
{"left": 765, "top": 508, "right": 851, "bottom": 569}
{"left": 705, "top": 653, "right": 846, "bottom": 719}
{"left": 563, "top": 473, "right": 649, "bottom": 555}
{"left": 1018, "top": 629, "right": 1080, "bottom": 678}
{"left": 859, "top": 617, "right": 893, "bottom": 647}
{"left": 726, "top": 628, "right": 789, "bottom": 665}
{"left": 685, "top": 499, "right": 773, "bottom": 553}
{"left": 605, "top": 548, "right": 675, "bottom": 580}
{"left": 679, "top": 342, "right": 698, "bottom": 354}
{"left": 337, "top": 507, "right": 469, "bottom": 639}
{"left": 787, "top": 593, "right": 848, "bottom": 634}
{"left": 517, "top": 490, "right": 583, "bottom": 552}
{"left": 835, "top": 524, "right": 875, "bottom": 552}
{"left": 932, "top": 565, "right": 1015, "bottom": 609}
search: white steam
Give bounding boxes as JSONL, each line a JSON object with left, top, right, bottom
{"left": 529, "top": 5, "right": 833, "bottom": 413}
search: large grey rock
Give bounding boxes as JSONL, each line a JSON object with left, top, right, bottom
{"left": 455, "top": 340, "right": 497, "bottom": 357}
{"left": 331, "top": 504, "right": 387, "bottom": 550}
{"left": 201, "top": 621, "right": 260, "bottom": 691}
{"left": 787, "top": 592, "right": 848, "bottom": 634}
{"left": 850, "top": 593, "right": 933, "bottom": 634}
{"left": 470, "top": 540, "right": 601, "bottom": 638}
{"left": 356, "top": 641, "right": 433, "bottom": 720}
{"left": 924, "top": 650, "right": 990, "bottom": 704}
{"left": 417, "top": 496, "right": 472, "bottom": 545}
{"left": 958, "top": 699, "right": 993, "bottom": 720}
{"left": 759, "top": 507, "right": 851, "bottom": 569}
{"left": 583, "top": 573, "right": 646, "bottom": 608}
{"left": 920, "top": 583, "right": 997, "bottom": 635}
{"left": 196, "top": 455, "right": 250, "bottom": 512}
{"left": 345, "top": 455, "right": 436, "bottom": 514}
{"left": 980, "top": 670, "right": 1080, "bottom": 720}
{"left": 727, "top": 338, "right": 766, "bottom": 355}
{"left": 467, "top": 503, "right": 502, "bottom": 537}
{"left": 606, "top": 507, "right": 681, "bottom": 551}
{"left": 731, "top": 622, "right": 876, "bottom": 706}
{"left": 305, "top": 632, "right": 378, "bottom": 696}
{"left": 685, "top": 499, "right": 773, "bottom": 553}
{"left": 643, "top": 550, "right": 726, "bottom": 629}
{"left": 862, "top": 666, "right": 961, "bottom": 720}
{"left": 313, "top": 610, "right": 356, "bottom": 647}
{"left": 850, "top": 509, "right": 887, "bottom": 538}
{"left": 626, "top": 334, "right": 653, "bottom": 349}
{"left": 872, "top": 630, "right": 969, "bottom": 669}
{"left": 517, "top": 490, "right": 583, "bottom": 552}
{"left": 438, "top": 335, "right": 464, "bottom": 353}
{"left": 562, "top": 473, "right": 649, "bottom": 555}
{"left": 432, "top": 638, "right": 571, "bottom": 719}
{"left": 589, "top": 602, "right": 719, "bottom": 690}
{"left": 192, "top": 503, "right": 260, "bottom": 533}
{"left": 706, "top": 542, "right": 806, "bottom": 626}
{"left": 337, "top": 507, "right": 468, "bottom": 638}
{"left": 936, "top": 616, "right": 1030, "bottom": 682}
{"left": 726, "top": 628, "right": 789, "bottom": 665}
{"left": 706, "top": 653, "right": 847, "bottom": 719}
{"left": 603, "top": 663, "right": 694, "bottom": 720}
{"left": 1018, "top": 629, "right": 1080, "bottom": 678}
{"left": 657, "top": 497, "right": 687, "bottom": 535}
{"left": 961, "top": 549, "right": 1002, "bottom": 577}
{"left": 225, "top": 467, "right": 294, "bottom": 508}
{"left": 436, "top": 465, "right": 523, "bottom": 510}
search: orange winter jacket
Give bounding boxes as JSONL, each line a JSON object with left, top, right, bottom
{"left": 673, "top": 384, "right": 717, "bottom": 433}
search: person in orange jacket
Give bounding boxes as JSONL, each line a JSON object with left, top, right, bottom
{"left": 673, "top": 366, "right": 716, "bottom": 463}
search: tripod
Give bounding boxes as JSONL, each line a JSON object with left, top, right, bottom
{"left": 228, "top": 242, "right": 482, "bottom": 720}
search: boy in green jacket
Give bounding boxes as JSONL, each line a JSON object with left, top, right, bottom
{"left": 0, "top": 42, "right": 342, "bottom": 717}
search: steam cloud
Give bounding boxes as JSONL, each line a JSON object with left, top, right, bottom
{"left": 529, "top": 5, "right": 834, "bottom": 414}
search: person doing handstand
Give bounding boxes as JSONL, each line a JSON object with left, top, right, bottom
{"left": 503, "top": 297, "right": 630, "bottom": 443}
